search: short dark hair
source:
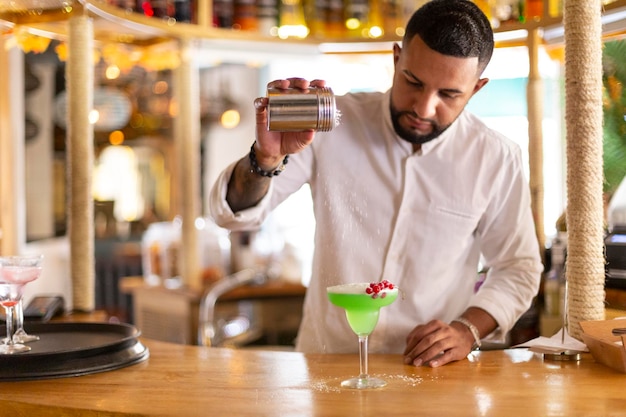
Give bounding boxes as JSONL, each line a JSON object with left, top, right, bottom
{"left": 404, "top": 0, "right": 494, "bottom": 73}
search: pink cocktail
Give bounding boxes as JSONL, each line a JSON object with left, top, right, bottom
{"left": 0, "top": 255, "right": 43, "bottom": 354}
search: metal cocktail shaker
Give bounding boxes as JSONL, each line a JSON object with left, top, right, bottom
{"left": 267, "top": 87, "right": 337, "bottom": 132}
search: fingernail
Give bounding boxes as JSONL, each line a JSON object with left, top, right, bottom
{"left": 429, "top": 360, "right": 438, "bottom": 367}
{"left": 413, "top": 358, "right": 423, "bottom": 367}
{"left": 403, "top": 356, "right": 412, "bottom": 365}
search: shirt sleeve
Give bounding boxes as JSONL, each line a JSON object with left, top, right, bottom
{"left": 469, "top": 145, "right": 544, "bottom": 341}
{"left": 209, "top": 143, "right": 316, "bottom": 230}
{"left": 207, "top": 161, "right": 274, "bottom": 231}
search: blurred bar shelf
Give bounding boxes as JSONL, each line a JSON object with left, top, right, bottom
{"left": 2, "top": 0, "right": 625, "bottom": 51}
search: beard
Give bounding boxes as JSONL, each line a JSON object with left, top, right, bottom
{"left": 390, "top": 102, "right": 450, "bottom": 145}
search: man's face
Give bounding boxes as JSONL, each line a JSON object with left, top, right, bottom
{"left": 390, "top": 36, "right": 489, "bottom": 145}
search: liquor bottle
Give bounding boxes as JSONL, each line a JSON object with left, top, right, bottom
{"left": 213, "top": 0, "right": 235, "bottom": 27}
{"left": 150, "top": 0, "right": 170, "bottom": 18}
{"left": 381, "top": 0, "right": 403, "bottom": 38}
{"left": 257, "top": 0, "right": 279, "bottom": 35}
{"left": 491, "top": 0, "right": 519, "bottom": 26}
{"left": 324, "top": 0, "right": 345, "bottom": 39}
{"left": 233, "top": 0, "right": 259, "bottom": 30}
{"left": 473, "top": 0, "right": 495, "bottom": 26}
{"left": 524, "top": 0, "right": 543, "bottom": 20}
{"left": 367, "top": 0, "right": 384, "bottom": 38}
{"left": 344, "top": 0, "right": 369, "bottom": 38}
{"left": 548, "top": 0, "right": 561, "bottom": 18}
{"left": 306, "top": 0, "right": 341, "bottom": 39}
{"left": 305, "top": 0, "right": 325, "bottom": 38}
{"left": 277, "top": 0, "right": 309, "bottom": 38}
{"left": 173, "top": 0, "right": 192, "bottom": 22}
{"left": 137, "top": 0, "right": 154, "bottom": 16}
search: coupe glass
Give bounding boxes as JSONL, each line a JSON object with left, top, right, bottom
{"left": 0, "top": 255, "right": 43, "bottom": 354}
{"left": 327, "top": 281, "right": 398, "bottom": 389}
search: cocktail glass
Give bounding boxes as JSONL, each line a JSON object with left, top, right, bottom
{"left": 327, "top": 282, "right": 398, "bottom": 389}
{"left": 0, "top": 255, "right": 43, "bottom": 354}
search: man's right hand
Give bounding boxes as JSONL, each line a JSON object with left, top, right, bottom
{"left": 225, "top": 77, "right": 326, "bottom": 213}
{"left": 253, "top": 77, "right": 326, "bottom": 167}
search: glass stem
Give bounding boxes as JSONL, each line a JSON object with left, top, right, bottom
{"left": 358, "top": 335, "right": 369, "bottom": 379}
{"left": 15, "top": 300, "right": 24, "bottom": 331}
{"left": 5, "top": 307, "right": 15, "bottom": 346}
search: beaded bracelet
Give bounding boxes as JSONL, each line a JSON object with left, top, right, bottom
{"left": 248, "top": 142, "right": 289, "bottom": 177}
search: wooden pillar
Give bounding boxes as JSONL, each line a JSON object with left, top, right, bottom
{"left": 67, "top": 12, "right": 95, "bottom": 311}
{"left": 174, "top": 39, "right": 202, "bottom": 291}
{"left": 196, "top": 0, "right": 212, "bottom": 27}
{"left": 526, "top": 27, "right": 546, "bottom": 262}
{"left": 0, "top": 39, "right": 24, "bottom": 255}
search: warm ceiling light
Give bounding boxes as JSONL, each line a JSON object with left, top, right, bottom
{"left": 220, "top": 109, "right": 240, "bottom": 129}
{"left": 105, "top": 64, "right": 121, "bottom": 80}
{"left": 367, "top": 26, "right": 383, "bottom": 39}
{"left": 109, "top": 130, "right": 125, "bottom": 146}
{"left": 89, "top": 109, "right": 100, "bottom": 124}
{"left": 153, "top": 80, "right": 169, "bottom": 94}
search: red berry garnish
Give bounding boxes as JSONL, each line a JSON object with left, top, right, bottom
{"left": 365, "top": 280, "right": 396, "bottom": 298}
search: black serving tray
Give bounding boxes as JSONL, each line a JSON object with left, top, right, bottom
{"left": 0, "top": 322, "right": 149, "bottom": 381}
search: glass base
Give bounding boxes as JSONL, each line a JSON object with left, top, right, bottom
{"left": 341, "top": 376, "right": 387, "bottom": 389}
{"left": 0, "top": 343, "right": 31, "bottom": 354}
{"left": 13, "top": 329, "right": 40, "bottom": 343}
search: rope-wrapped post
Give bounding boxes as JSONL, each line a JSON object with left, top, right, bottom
{"left": 564, "top": 0, "right": 605, "bottom": 339}
{"left": 174, "top": 39, "right": 202, "bottom": 291}
{"left": 67, "top": 12, "right": 95, "bottom": 311}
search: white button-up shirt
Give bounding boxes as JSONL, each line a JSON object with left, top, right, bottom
{"left": 209, "top": 90, "right": 543, "bottom": 354}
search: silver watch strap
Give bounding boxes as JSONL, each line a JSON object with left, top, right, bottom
{"left": 452, "top": 317, "right": 482, "bottom": 350}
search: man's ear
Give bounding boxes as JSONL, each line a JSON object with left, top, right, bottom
{"left": 393, "top": 43, "right": 402, "bottom": 66}
{"left": 472, "top": 78, "right": 489, "bottom": 96}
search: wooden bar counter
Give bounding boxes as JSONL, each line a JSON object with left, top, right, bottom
{"left": 1, "top": 337, "right": 625, "bottom": 416}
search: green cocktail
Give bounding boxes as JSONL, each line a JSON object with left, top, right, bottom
{"left": 327, "top": 283, "right": 398, "bottom": 335}
{"left": 327, "top": 281, "right": 398, "bottom": 389}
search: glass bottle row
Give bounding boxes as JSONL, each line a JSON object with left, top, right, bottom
{"left": 103, "top": 0, "right": 565, "bottom": 39}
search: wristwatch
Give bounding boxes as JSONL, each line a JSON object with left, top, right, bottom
{"left": 452, "top": 317, "right": 482, "bottom": 351}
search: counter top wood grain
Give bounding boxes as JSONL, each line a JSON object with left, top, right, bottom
{"left": 0, "top": 337, "right": 625, "bottom": 416}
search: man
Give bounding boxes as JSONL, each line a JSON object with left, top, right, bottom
{"left": 209, "top": 0, "right": 543, "bottom": 367}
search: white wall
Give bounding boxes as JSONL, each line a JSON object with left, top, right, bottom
{"left": 23, "top": 237, "right": 72, "bottom": 307}
{"left": 25, "top": 60, "right": 56, "bottom": 240}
